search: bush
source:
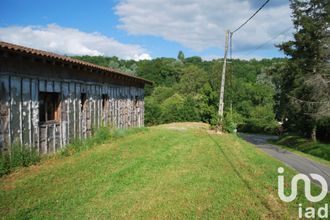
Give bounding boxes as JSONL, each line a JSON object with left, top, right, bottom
{"left": 243, "top": 104, "right": 278, "bottom": 134}
{"left": 0, "top": 143, "right": 40, "bottom": 177}
{"left": 61, "top": 126, "right": 148, "bottom": 157}
{"left": 275, "top": 135, "right": 330, "bottom": 161}
{"left": 61, "top": 126, "right": 113, "bottom": 156}
{"left": 0, "top": 154, "right": 10, "bottom": 176}
{"left": 160, "top": 94, "right": 185, "bottom": 123}
{"left": 181, "top": 95, "right": 201, "bottom": 122}
{"left": 144, "top": 97, "right": 162, "bottom": 126}
{"left": 223, "top": 111, "right": 244, "bottom": 133}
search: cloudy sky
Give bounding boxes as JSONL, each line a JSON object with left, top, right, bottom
{"left": 0, "top": 0, "right": 293, "bottom": 60}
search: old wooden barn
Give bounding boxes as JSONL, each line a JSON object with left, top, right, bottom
{"left": 0, "top": 41, "right": 152, "bottom": 154}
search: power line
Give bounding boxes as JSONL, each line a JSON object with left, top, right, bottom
{"left": 243, "top": 26, "right": 292, "bottom": 56}
{"left": 231, "top": 0, "right": 271, "bottom": 34}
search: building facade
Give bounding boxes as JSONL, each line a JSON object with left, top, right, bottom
{"left": 0, "top": 42, "right": 152, "bottom": 154}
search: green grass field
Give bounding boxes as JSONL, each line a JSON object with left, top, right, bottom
{"left": 1, "top": 123, "right": 329, "bottom": 219}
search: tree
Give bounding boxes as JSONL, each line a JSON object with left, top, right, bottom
{"left": 72, "top": 53, "right": 286, "bottom": 135}
{"left": 160, "top": 94, "right": 185, "bottom": 123}
{"left": 144, "top": 97, "right": 162, "bottom": 126}
{"left": 179, "top": 65, "right": 208, "bottom": 95}
{"left": 177, "top": 51, "right": 185, "bottom": 62}
{"left": 277, "top": 0, "right": 330, "bottom": 140}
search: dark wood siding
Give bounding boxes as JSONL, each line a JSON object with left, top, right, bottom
{"left": 0, "top": 74, "right": 144, "bottom": 154}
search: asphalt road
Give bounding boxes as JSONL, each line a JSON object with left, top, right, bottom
{"left": 239, "top": 133, "right": 330, "bottom": 191}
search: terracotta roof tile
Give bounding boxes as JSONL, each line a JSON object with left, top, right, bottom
{"left": 0, "top": 41, "right": 153, "bottom": 85}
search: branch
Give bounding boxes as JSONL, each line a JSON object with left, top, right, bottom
{"left": 286, "top": 94, "right": 330, "bottom": 104}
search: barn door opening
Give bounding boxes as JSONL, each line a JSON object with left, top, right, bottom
{"left": 81, "top": 93, "right": 87, "bottom": 112}
{"left": 102, "top": 94, "right": 109, "bottom": 125}
{"left": 38, "top": 92, "right": 61, "bottom": 154}
{"left": 80, "top": 93, "right": 89, "bottom": 138}
{"left": 0, "top": 83, "right": 8, "bottom": 151}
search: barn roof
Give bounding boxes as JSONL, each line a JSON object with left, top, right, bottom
{"left": 0, "top": 41, "right": 153, "bottom": 85}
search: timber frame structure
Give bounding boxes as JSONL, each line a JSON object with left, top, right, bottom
{"left": 0, "top": 41, "right": 152, "bottom": 154}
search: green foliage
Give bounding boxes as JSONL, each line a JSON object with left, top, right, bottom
{"left": 71, "top": 55, "right": 137, "bottom": 75}
{"left": 274, "top": 0, "right": 330, "bottom": 140}
{"left": 181, "top": 95, "right": 201, "bottom": 122}
{"left": 198, "top": 83, "right": 218, "bottom": 125}
{"left": 223, "top": 111, "right": 244, "bottom": 133}
{"left": 61, "top": 126, "right": 147, "bottom": 156}
{"left": 160, "top": 94, "right": 185, "bottom": 123}
{"left": 61, "top": 127, "right": 112, "bottom": 156}
{"left": 0, "top": 153, "right": 9, "bottom": 176}
{"left": 177, "top": 50, "right": 185, "bottom": 62}
{"left": 275, "top": 135, "right": 330, "bottom": 161}
{"left": 144, "top": 97, "right": 162, "bottom": 126}
{"left": 74, "top": 54, "right": 282, "bottom": 134}
{"left": 244, "top": 104, "right": 278, "bottom": 133}
{"left": 179, "top": 65, "right": 208, "bottom": 94}
{"left": 151, "top": 86, "right": 175, "bottom": 103}
{"left": 0, "top": 143, "right": 40, "bottom": 176}
{"left": 136, "top": 58, "right": 182, "bottom": 88}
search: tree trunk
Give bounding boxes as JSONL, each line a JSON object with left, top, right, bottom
{"left": 311, "top": 124, "right": 317, "bottom": 142}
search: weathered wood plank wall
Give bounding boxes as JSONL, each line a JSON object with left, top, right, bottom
{"left": 0, "top": 74, "right": 144, "bottom": 155}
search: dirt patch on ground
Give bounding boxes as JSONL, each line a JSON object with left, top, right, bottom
{"left": 207, "top": 129, "right": 223, "bottom": 135}
{"left": 0, "top": 164, "right": 42, "bottom": 190}
{"left": 0, "top": 155, "right": 65, "bottom": 190}
{"left": 158, "top": 122, "right": 210, "bottom": 130}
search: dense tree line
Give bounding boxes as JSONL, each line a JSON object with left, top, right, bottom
{"left": 74, "top": 55, "right": 281, "bottom": 134}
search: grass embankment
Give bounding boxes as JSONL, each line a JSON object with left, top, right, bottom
{"left": 1, "top": 123, "right": 329, "bottom": 219}
{"left": 273, "top": 135, "right": 330, "bottom": 165}
{"left": 0, "top": 127, "right": 142, "bottom": 176}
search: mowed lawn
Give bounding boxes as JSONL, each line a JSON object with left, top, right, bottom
{"left": 0, "top": 123, "right": 329, "bottom": 219}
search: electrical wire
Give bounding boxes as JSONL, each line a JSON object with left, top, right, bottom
{"left": 231, "top": 0, "right": 271, "bottom": 34}
{"left": 243, "top": 26, "right": 292, "bottom": 56}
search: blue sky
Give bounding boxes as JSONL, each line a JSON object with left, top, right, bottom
{"left": 0, "top": 0, "right": 293, "bottom": 60}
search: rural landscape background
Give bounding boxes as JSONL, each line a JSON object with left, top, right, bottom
{"left": 1, "top": 0, "right": 329, "bottom": 219}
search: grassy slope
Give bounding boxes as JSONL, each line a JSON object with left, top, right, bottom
{"left": 0, "top": 123, "right": 329, "bottom": 219}
{"left": 273, "top": 135, "right": 330, "bottom": 166}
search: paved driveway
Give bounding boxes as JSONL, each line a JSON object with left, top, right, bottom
{"left": 239, "top": 133, "right": 330, "bottom": 191}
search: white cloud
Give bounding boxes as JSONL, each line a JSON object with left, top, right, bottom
{"left": 133, "top": 53, "right": 152, "bottom": 60}
{"left": 0, "top": 24, "right": 152, "bottom": 61}
{"left": 202, "top": 54, "right": 269, "bottom": 61}
{"left": 115, "top": 0, "right": 293, "bottom": 53}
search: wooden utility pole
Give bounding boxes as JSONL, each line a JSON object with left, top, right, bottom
{"left": 218, "top": 30, "right": 230, "bottom": 130}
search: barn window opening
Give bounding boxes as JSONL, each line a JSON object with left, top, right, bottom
{"left": 39, "top": 92, "right": 61, "bottom": 123}
{"left": 134, "top": 96, "right": 139, "bottom": 108}
{"left": 81, "top": 93, "right": 87, "bottom": 112}
{"left": 102, "top": 94, "right": 109, "bottom": 110}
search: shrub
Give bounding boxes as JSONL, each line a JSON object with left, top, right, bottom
{"left": 61, "top": 126, "right": 113, "bottom": 156}
{"left": 61, "top": 126, "right": 148, "bottom": 157}
{"left": 160, "top": 94, "right": 185, "bottom": 123}
{"left": 275, "top": 135, "right": 330, "bottom": 161}
{"left": 0, "top": 143, "right": 40, "bottom": 177}
{"left": 243, "top": 104, "right": 278, "bottom": 134}
{"left": 181, "top": 95, "right": 201, "bottom": 122}
{"left": 144, "top": 97, "right": 162, "bottom": 126}
{"left": 223, "top": 111, "right": 244, "bottom": 133}
{"left": 0, "top": 154, "right": 10, "bottom": 176}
